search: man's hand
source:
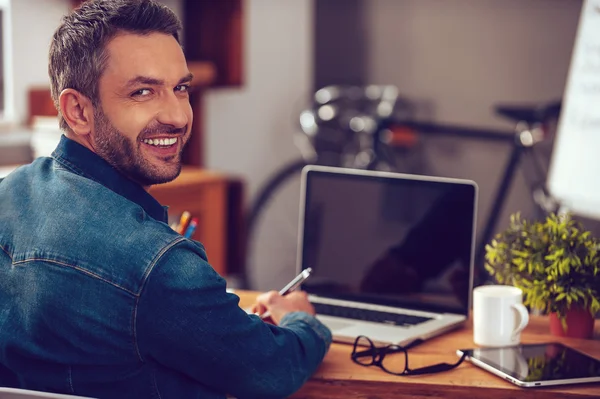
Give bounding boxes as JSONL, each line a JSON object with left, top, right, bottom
{"left": 250, "top": 290, "right": 315, "bottom": 325}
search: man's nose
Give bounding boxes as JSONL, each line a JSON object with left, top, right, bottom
{"left": 157, "top": 93, "right": 189, "bottom": 129}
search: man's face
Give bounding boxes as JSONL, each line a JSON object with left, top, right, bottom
{"left": 93, "top": 32, "right": 193, "bottom": 186}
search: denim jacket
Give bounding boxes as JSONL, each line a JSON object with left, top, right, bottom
{"left": 0, "top": 135, "right": 332, "bottom": 399}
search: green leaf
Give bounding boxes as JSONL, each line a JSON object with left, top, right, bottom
{"left": 512, "top": 250, "right": 529, "bottom": 258}
{"left": 591, "top": 297, "right": 600, "bottom": 314}
{"left": 488, "top": 212, "right": 600, "bottom": 314}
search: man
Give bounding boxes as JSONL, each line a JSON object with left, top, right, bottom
{"left": 0, "top": 1, "right": 331, "bottom": 398}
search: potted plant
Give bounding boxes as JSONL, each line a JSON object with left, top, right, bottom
{"left": 485, "top": 212, "right": 600, "bottom": 339}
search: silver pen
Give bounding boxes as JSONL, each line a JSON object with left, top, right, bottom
{"left": 259, "top": 268, "right": 312, "bottom": 319}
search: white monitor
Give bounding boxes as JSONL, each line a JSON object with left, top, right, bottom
{"left": 547, "top": 0, "right": 600, "bottom": 219}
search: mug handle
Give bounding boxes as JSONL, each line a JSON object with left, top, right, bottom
{"left": 511, "top": 303, "right": 529, "bottom": 340}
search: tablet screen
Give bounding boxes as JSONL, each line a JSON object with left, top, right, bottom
{"left": 461, "top": 343, "right": 600, "bottom": 383}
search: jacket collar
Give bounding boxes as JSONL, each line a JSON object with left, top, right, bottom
{"left": 51, "top": 135, "right": 169, "bottom": 223}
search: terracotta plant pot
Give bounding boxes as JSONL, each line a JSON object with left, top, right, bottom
{"left": 549, "top": 306, "right": 595, "bottom": 339}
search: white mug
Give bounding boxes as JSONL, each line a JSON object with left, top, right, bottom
{"left": 473, "top": 285, "right": 529, "bottom": 347}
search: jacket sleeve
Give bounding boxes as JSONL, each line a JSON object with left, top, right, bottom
{"left": 134, "top": 240, "right": 332, "bottom": 399}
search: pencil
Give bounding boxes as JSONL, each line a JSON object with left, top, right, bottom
{"left": 183, "top": 217, "right": 198, "bottom": 239}
{"left": 176, "top": 211, "right": 191, "bottom": 235}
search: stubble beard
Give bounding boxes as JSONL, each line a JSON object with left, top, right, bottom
{"left": 93, "top": 107, "right": 187, "bottom": 186}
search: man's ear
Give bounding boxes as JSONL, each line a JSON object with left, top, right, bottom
{"left": 59, "top": 89, "right": 94, "bottom": 136}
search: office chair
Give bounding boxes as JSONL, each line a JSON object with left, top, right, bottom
{"left": 0, "top": 387, "right": 95, "bottom": 399}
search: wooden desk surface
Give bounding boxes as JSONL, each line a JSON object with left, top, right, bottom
{"left": 234, "top": 290, "right": 600, "bottom": 398}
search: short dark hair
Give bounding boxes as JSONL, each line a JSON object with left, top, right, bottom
{"left": 49, "top": 0, "right": 182, "bottom": 131}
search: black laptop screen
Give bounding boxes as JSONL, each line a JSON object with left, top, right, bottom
{"left": 300, "top": 168, "right": 476, "bottom": 316}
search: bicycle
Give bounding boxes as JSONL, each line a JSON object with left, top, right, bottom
{"left": 244, "top": 85, "right": 561, "bottom": 291}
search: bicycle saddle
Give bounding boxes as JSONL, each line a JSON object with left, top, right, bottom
{"left": 495, "top": 101, "right": 561, "bottom": 125}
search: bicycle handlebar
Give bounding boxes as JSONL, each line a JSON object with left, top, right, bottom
{"left": 301, "top": 85, "right": 561, "bottom": 144}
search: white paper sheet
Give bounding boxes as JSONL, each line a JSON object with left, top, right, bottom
{"left": 548, "top": 0, "right": 600, "bottom": 219}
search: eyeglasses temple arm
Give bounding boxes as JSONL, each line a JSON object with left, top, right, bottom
{"left": 407, "top": 352, "right": 467, "bottom": 375}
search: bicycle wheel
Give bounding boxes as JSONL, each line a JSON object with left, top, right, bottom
{"left": 245, "top": 158, "right": 309, "bottom": 291}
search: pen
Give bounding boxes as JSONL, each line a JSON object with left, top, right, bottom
{"left": 278, "top": 267, "right": 312, "bottom": 296}
{"left": 176, "top": 211, "right": 191, "bottom": 235}
{"left": 183, "top": 217, "right": 198, "bottom": 239}
{"left": 259, "top": 268, "right": 312, "bottom": 319}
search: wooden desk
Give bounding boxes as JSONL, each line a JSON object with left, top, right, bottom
{"left": 235, "top": 291, "right": 600, "bottom": 398}
{"left": 149, "top": 167, "right": 244, "bottom": 277}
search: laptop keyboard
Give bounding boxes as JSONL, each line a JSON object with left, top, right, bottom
{"left": 312, "top": 303, "right": 432, "bottom": 327}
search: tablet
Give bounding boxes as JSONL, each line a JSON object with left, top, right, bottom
{"left": 457, "top": 343, "right": 600, "bottom": 388}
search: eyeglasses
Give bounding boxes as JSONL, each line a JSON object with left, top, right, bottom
{"left": 351, "top": 335, "right": 467, "bottom": 376}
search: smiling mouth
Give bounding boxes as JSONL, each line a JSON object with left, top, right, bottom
{"left": 142, "top": 137, "right": 178, "bottom": 147}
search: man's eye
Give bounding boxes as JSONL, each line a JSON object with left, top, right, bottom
{"left": 175, "top": 84, "right": 190, "bottom": 93}
{"left": 132, "top": 88, "right": 152, "bottom": 97}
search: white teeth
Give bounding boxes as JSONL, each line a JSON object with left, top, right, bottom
{"left": 143, "top": 137, "right": 178, "bottom": 146}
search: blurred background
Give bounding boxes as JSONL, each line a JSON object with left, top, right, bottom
{"left": 0, "top": 0, "right": 591, "bottom": 291}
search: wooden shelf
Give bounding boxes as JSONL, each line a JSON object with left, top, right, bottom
{"left": 188, "top": 61, "right": 217, "bottom": 89}
{"left": 183, "top": 0, "right": 243, "bottom": 87}
{"left": 149, "top": 166, "right": 245, "bottom": 277}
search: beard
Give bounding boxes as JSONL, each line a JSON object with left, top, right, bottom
{"left": 93, "top": 107, "right": 188, "bottom": 186}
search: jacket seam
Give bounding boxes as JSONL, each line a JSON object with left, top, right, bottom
{"left": 12, "top": 258, "right": 137, "bottom": 296}
{"left": 52, "top": 164, "right": 70, "bottom": 172}
{"left": 52, "top": 154, "right": 110, "bottom": 189}
{"left": 152, "top": 369, "right": 163, "bottom": 399}
{"left": 51, "top": 154, "right": 87, "bottom": 177}
{"left": 68, "top": 366, "right": 74, "bottom": 393}
{"left": 132, "top": 236, "right": 186, "bottom": 362}
{"left": 0, "top": 244, "right": 13, "bottom": 262}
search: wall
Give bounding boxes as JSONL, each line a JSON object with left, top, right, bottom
{"left": 314, "top": 0, "right": 367, "bottom": 90}
{"left": 10, "top": 0, "right": 69, "bottom": 126}
{"left": 365, "top": 0, "right": 581, "bottom": 129}
{"left": 0, "top": 0, "right": 68, "bottom": 164}
{"left": 8, "top": 0, "right": 184, "bottom": 128}
{"left": 204, "top": 0, "right": 313, "bottom": 199}
{"left": 368, "top": 0, "right": 581, "bottom": 236}
{"left": 204, "top": 0, "right": 314, "bottom": 290}
{"left": 315, "top": 0, "right": 583, "bottom": 264}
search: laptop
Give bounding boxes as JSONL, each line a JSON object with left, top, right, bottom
{"left": 297, "top": 165, "right": 478, "bottom": 346}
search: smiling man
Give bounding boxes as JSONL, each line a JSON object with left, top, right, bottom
{"left": 59, "top": 27, "right": 193, "bottom": 186}
{"left": 0, "top": 1, "right": 331, "bottom": 398}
